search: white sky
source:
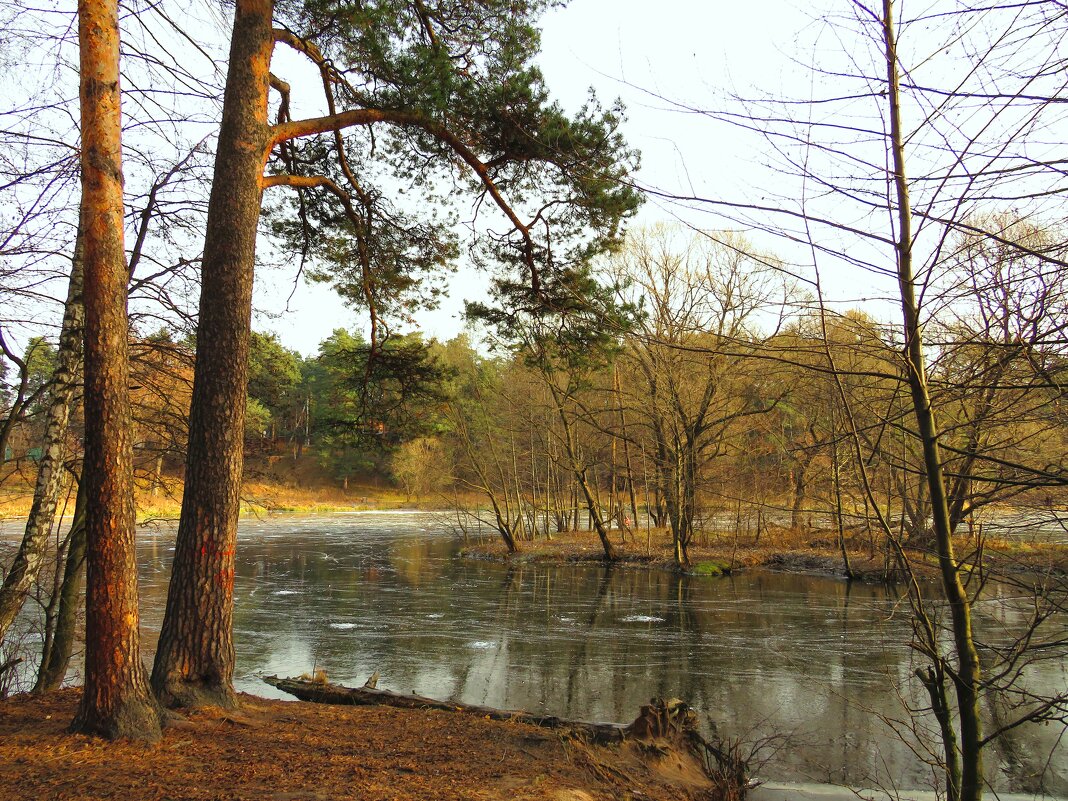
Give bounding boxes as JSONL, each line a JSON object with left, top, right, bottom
{"left": 253, "top": 0, "right": 817, "bottom": 356}
{"left": 9, "top": 1, "right": 1043, "bottom": 360}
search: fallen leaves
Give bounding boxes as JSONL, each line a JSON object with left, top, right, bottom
{"left": 1, "top": 690, "right": 713, "bottom": 801}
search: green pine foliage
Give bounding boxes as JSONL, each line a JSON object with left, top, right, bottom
{"left": 265, "top": 0, "right": 641, "bottom": 344}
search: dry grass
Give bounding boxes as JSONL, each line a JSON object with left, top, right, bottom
{"left": 0, "top": 458, "right": 427, "bottom": 526}
{"left": 463, "top": 523, "right": 1068, "bottom": 581}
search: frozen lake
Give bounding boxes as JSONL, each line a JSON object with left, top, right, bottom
{"left": 3, "top": 510, "right": 1065, "bottom": 796}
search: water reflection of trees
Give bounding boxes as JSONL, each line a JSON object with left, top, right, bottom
{"left": 128, "top": 520, "right": 1063, "bottom": 793}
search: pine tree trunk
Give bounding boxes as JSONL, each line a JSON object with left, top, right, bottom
{"left": 152, "top": 0, "right": 274, "bottom": 709}
{"left": 0, "top": 230, "right": 84, "bottom": 643}
{"left": 71, "top": 0, "right": 162, "bottom": 739}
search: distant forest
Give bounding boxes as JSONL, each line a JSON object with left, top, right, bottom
{"left": 9, "top": 225, "right": 1062, "bottom": 570}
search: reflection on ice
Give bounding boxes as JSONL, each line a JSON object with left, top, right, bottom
{"left": 107, "top": 511, "right": 1068, "bottom": 796}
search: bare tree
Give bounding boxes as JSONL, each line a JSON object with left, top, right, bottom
{"left": 612, "top": 227, "right": 790, "bottom": 566}
{"left": 644, "top": 1, "right": 1068, "bottom": 797}
{"left": 0, "top": 231, "right": 83, "bottom": 643}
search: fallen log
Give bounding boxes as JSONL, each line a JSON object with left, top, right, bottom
{"left": 264, "top": 675, "right": 754, "bottom": 796}
{"left": 262, "top": 674, "right": 630, "bottom": 745}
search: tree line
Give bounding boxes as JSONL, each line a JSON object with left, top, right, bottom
{"left": 10, "top": 217, "right": 1045, "bottom": 586}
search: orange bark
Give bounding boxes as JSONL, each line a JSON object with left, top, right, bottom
{"left": 72, "top": 0, "right": 162, "bottom": 739}
{"left": 152, "top": 0, "right": 275, "bottom": 709}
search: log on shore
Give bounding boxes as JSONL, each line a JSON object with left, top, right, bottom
{"left": 263, "top": 675, "right": 633, "bottom": 745}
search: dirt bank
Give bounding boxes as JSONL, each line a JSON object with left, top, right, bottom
{"left": 0, "top": 689, "right": 720, "bottom": 801}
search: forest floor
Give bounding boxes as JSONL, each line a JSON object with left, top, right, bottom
{"left": 0, "top": 689, "right": 719, "bottom": 801}
{"left": 460, "top": 525, "right": 1068, "bottom": 582}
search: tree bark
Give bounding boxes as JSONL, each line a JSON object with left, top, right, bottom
{"left": 882, "top": 2, "right": 983, "bottom": 797}
{"left": 71, "top": 0, "right": 162, "bottom": 739}
{"left": 674, "top": 444, "right": 698, "bottom": 567}
{"left": 0, "top": 230, "right": 84, "bottom": 643}
{"left": 829, "top": 413, "right": 854, "bottom": 580}
{"left": 487, "top": 495, "right": 519, "bottom": 554}
{"left": 790, "top": 461, "right": 808, "bottom": 531}
{"left": 35, "top": 474, "right": 88, "bottom": 693}
{"left": 151, "top": 450, "right": 164, "bottom": 497}
{"left": 263, "top": 675, "right": 627, "bottom": 745}
{"left": 152, "top": 0, "right": 274, "bottom": 709}
{"left": 614, "top": 370, "right": 640, "bottom": 537}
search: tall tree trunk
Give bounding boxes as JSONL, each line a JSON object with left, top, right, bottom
{"left": 608, "top": 408, "right": 618, "bottom": 539}
{"left": 676, "top": 443, "right": 698, "bottom": 567}
{"left": 35, "top": 474, "right": 88, "bottom": 693}
{"left": 665, "top": 439, "right": 686, "bottom": 566}
{"left": 151, "top": 449, "right": 164, "bottom": 497}
{"left": 790, "top": 457, "right": 809, "bottom": 532}
{"left": 152, "top": 0, "right": 273, "bottom": 709}
{"left": 543, "top": 446, "right": 552, "bottom": 539}
{"left": 486, "top": 494, "right": 518, "bottom": 554}
{"left": 35, "top": 510, "right": 72, "bottom": 690}
{"left": 548, "top": 382, "right": 616, "bottom": 560}
{"left": 614, "top": 369, "right": 640, "bottom": 535}
{"left": 883, "top": 2, "right": 982, "bottom": 797}
{"left": 71, "top": 0, "right": 162, "bottom": 739}
{"left": 829, "top": 415, "right": 854, "bottom": 580}
{"left": 917, "top": 663, "right": 963, "bottom": 801}
{"left": 0, "top": 231, "right": 84, "bottom": 643}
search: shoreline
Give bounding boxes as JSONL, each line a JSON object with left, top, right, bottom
{"left": 0, "top": 689, "right": 719, "bottom": 801}
{"left": 458, "top": 527, "right": 1068, "bottom": 583}
{"left": 3, "top": 492, "right": 1064, "bottom": 582}
{"left": 750, "top": 782, "right": 1068, "bottom": 801}
{"left": 5, "top": 689, "right": 1063, "bottom": 801}
{"left": 0, "top": 478, "right": 457, "bottom": 526}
